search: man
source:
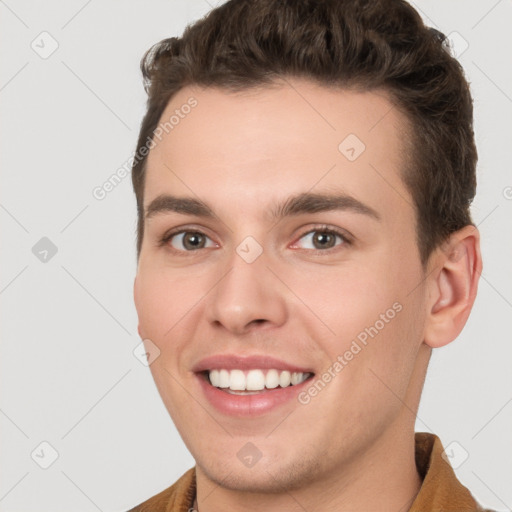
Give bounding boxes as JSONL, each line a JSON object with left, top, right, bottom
{"left": 128, "top": 0, "right": 493, "bottom": 510}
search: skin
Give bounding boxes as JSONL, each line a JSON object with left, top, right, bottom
{"left": 134, "top": 78, "right": 481, "bottom": 511}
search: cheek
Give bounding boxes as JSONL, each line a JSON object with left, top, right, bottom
{"left": 290, "top": 266, "right": 399, "bottom": 346}
{"left": 331, "top": 283, "right": 426, "bottom": 410}
{"left": 292, "top": 262, "right": 424, "bottom": 386}
{"left": 134, "top": 269, "right": 204, "bottom": 414}
{"left": 134, "top": 268, "right": 198, "bottom": 340}
{"left": 134, "top": 273, "right": 167, "bottom": 339}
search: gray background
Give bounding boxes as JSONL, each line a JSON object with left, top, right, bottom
{"left": 1, "top": 1, "right": 511, "bottom": 511}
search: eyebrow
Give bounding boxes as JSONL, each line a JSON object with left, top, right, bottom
{"left": 144, "top": 192, "right": 380, "bottom": 222}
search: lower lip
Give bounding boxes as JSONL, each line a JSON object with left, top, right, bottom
{"left": 197, "top": 374, "right": 314, "bottom": 417}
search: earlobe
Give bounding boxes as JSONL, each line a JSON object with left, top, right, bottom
{"left": 424, "top": 226, "right": 482, "bottom": 349}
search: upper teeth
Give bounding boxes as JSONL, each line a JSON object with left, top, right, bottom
{"left": 208, "top": 369, "right": 310, "bottom": 391}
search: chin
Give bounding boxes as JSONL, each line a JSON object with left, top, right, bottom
{"left": 196, "top": 451, "right": 322, "bottom": 494}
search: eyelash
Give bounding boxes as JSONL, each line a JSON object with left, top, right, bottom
{"left": 159, "top": 225, "right": 352, "bottom": 254}
{"left": 292, "top": 226, "right": 352, "bottom": 253}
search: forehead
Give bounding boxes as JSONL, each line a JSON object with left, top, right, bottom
{"left": 144, "top": 79, "right": 413, "bottom": 223}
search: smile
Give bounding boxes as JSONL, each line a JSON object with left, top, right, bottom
{"left": 207, "top": 368, "right": 312, "bottom": 393}
{"left": 193, "top": 354, "right": 316, "bottom": 415}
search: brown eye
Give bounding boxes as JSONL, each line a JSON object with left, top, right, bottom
{"left": 312, "top": 231, "right": 337, "bottom": 249}
{"left": 170, "top": 231, "right": 214, "bottom": 251}
{"left": 295, "top": 229, "right": 347, "bottom": 250}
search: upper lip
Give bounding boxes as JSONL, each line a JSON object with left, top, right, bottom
{"left": 192, "top": 354, "right": 314, "bottom": 374}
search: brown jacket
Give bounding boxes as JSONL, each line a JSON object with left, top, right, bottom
{"left": 128, "top": 432, "right": 494, "bottom": 511}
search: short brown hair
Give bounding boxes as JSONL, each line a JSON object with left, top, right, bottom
{"left": 131, "top": 0, "right": 477, "bottom": 263}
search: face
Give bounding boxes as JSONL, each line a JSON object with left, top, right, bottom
{"left": 134, "top": 79, "right": 430, "bottom": 493}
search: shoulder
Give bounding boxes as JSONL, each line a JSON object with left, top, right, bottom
{"left": 412, "top": 433, "right": 497, "bottom": 512}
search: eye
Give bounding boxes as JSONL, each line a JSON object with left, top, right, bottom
{"left": 294, "top": 228, "right": 348, "bottom": 251}
{"left": 168, "top": 231, "right": 216, "bottom": 251}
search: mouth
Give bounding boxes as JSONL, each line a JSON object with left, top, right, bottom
{"left": 192, "top": 354, "right": 316, "bottom": 416}
{"left": 193, "top": 356, "right": 316, "bottom": 416}
{"left": 201, "top": 368, "right": 315, "bottom": 395}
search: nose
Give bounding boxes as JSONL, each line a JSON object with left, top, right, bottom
{"left": 206, "top": 247, "right": 288, "bottom": 335}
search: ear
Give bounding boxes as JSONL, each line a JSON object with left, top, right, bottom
{"left": 424, "top": 225, "right": 482, "bottom": 348}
